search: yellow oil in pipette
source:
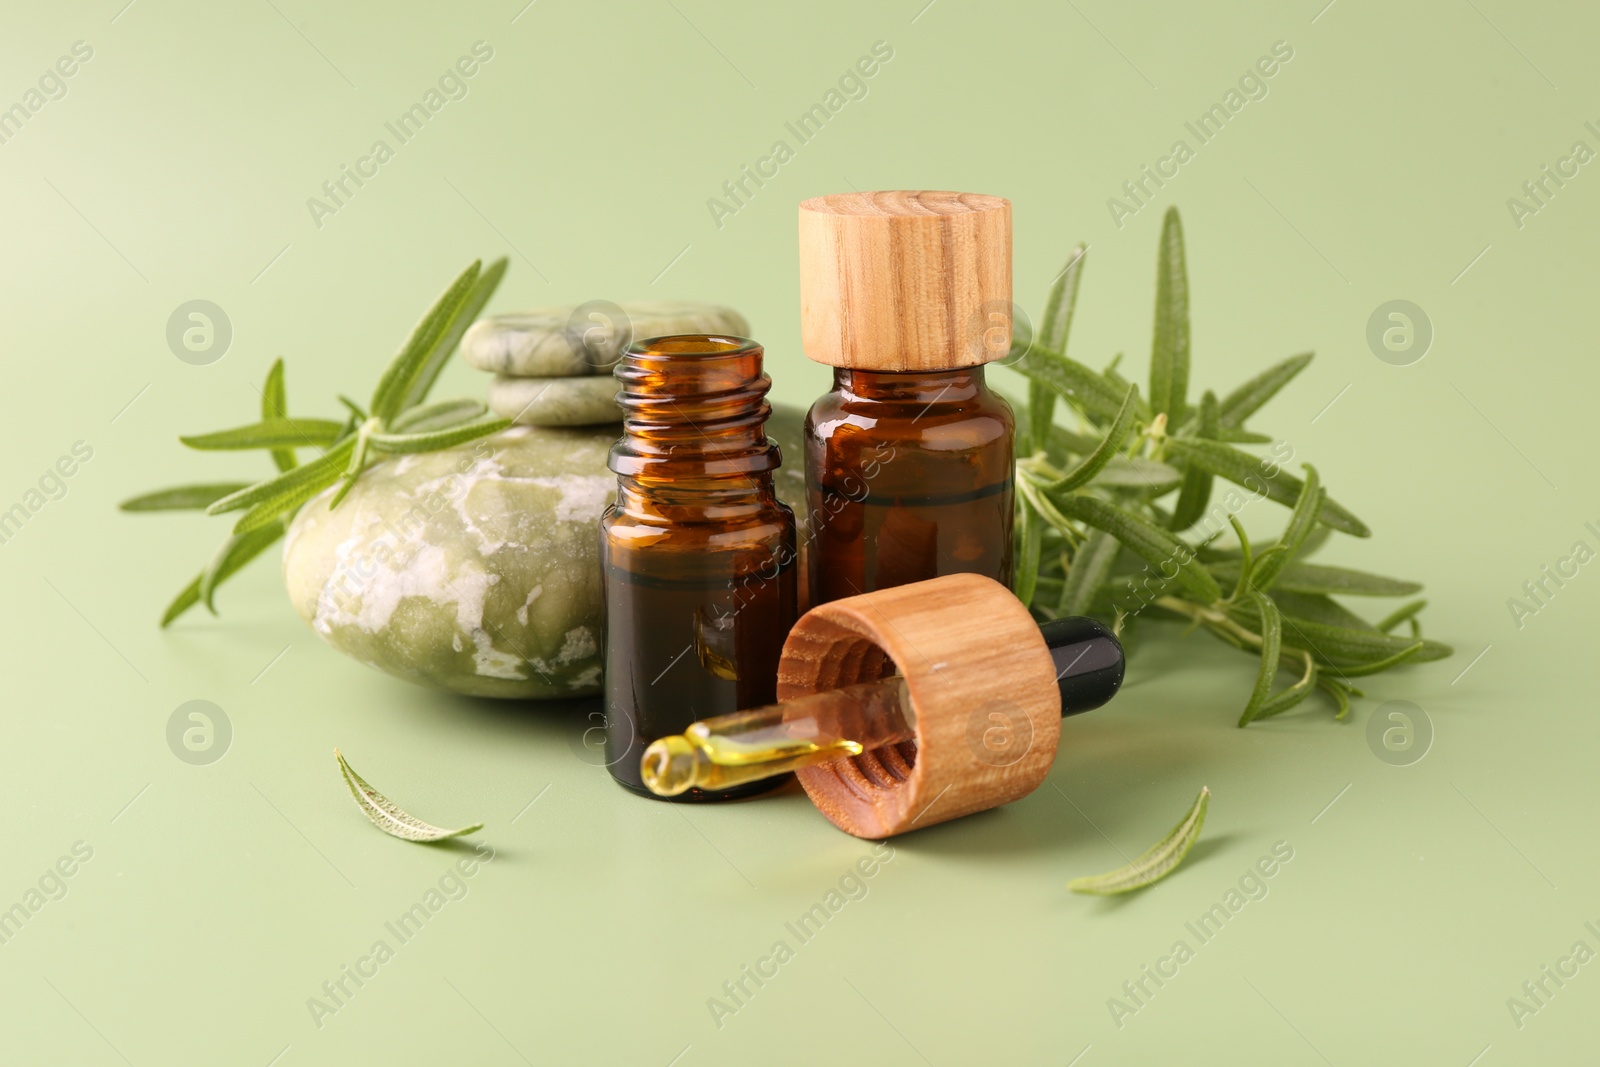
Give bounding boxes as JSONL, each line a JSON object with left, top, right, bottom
{"left": 640, "top": 677, "right": 916, "bottom": 796}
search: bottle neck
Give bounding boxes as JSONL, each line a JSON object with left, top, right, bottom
{"left": 609, "top": 335, "right": 781, "bottom": 513}
{"left": 832, "top": 365, "right": 989, "bottom": 403}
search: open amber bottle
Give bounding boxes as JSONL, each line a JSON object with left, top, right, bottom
{"left": 799, "top": 191, "right": 1016, "bottom": 605}
{"left": 601, "top": 335, "right": 797, "bottom": 800}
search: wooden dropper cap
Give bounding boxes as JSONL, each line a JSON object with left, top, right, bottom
{"left": 776, "top": 573, "right": 1061, "bottom": 838}
{"left": 798, "top": 190, "right": 1012, "bottom": 371}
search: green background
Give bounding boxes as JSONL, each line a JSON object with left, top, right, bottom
{"left": 2, "top": 0, "right": 1594, "bottom": 1063}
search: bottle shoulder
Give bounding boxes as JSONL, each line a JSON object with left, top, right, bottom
{"left": 805, "top": 389, "right": 1014, "bottom": 452}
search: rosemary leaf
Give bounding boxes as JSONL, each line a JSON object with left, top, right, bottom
{"left": 368, "top": 417, "right": 511, "bottom": 455}
{"left": 1016, "top": 345, "right": 1140, "bottom": 427}
{"left": 336, "top": 749, "right": 483, "bottom": 843}
{"left": 1016, "top": 499, "right": 1043, "bottom": 609}
{"left": 1046, "top": 424, "right": 1105, "bottom": 457}
{"left": 1148, "top": 207, "right": 1190, "bottom": 422}
{"left": 1217, "top": 352, "right": 1313, "bottom": 427}
{"left": 1239, "top": 590, "right": 1282, "bottom": 726}
{"left": 1212, "top": 426, "right": 1274, "bottom": 444}
{"left": 120, "top": 483, "right": 253, "bottom": 512}
{"left": 1376, "top": 598, "right": 1428, "bottom": 634}
{"left": 1226, "top": 514, "right": 1254, "bottom": 602}
{"left": 1250, "top": 463, "right": 1322, "bottom": 591}
{"left": 1042, "top": 384, "right": 1139, "bottom": 493}
{"left": 1281, "top": 618, "right": 1452, "bottom": 666}
{"left": 1214, "top": 560, "right": 1423, "bottom": 598}
{"left": 1169, "top": 389, "right": 1218, "bottom": 531}
{"left": 227, "top": 442, "right": 355, "bottom": 534}
{"left": 1253, "top": 651, "right": 1318, "bottom": 721}
{"left": 180, "top": 418, "right": 346, "bottom": 451}
{"left": 262, "top": 358, "right": 298, "bottom": 473}
{"left": 1091, "top": 455, "right": 1183, "bottom": 493}
{"left": 1318, "top": 676, "right": 1353, "bottom": 720}
{"left": 390, "top": 398, "right": 488, "bottom": 433}
{"left": 1266, "top": 590, "right": 1379, "bottom": 631}
{"left": 1050, "top": 495, "right": 1220, "bottom": 602}
{"left": 1030, "top": 245, "right": 1086, "bottom": 451}
{"left": 199, "top": 521, "right": 286, "bottom": 612}
{"left": 1328, "top": 642, "right": 1428, "bottom": 677}
{"left": 1163, "top": 438, "right": 1370, "bottom": 537}
{"left": 370, "top": 261, "right": 483, "bottom": 420}
{"left": 402, "top": 257, "right": 509, "bottom": 411}
{"left": 1069, "top": 786, "right": 1209, "bottom": 895}
{"left": 160, "top": 575, "right": 202, "bottom": 628}
{"left": 1060, "top": 528, "right": 1119, "bottom": 616}
{"left": 208, "top": 438, "right": 357, "bottom": 516}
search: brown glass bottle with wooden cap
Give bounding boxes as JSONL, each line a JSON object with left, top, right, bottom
{"left": 601, "top": 335, "right": 798, "bottom": 800}
{"left": 798, "top": 190, "right": 1016, "bottom": 606}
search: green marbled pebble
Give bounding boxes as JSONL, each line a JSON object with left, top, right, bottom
{"left": 461, "top": 302, "right": 750, "bottom": 377}
{"left": 488, "top": 374, "right": 621, "bottom": 427}
{"left": 282, "top": 406, "right": 808, "bottom": 700}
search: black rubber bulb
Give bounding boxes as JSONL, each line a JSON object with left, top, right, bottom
{"left": 1037, "top": 615, "right": 1125, "bottom": 716}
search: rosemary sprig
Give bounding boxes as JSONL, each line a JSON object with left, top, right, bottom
{"left": 1011, "top": 208, "right": 1450, "bottom": 725}
{"left": 121, "top": 258, "right": 511, "bottom": 626}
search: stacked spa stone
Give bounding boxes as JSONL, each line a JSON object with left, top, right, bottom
{"left": 462, "top": 302, "right": 751, "bottom": 426}
{"left": 284, "top": 301, "right": 809, "bottom": 701}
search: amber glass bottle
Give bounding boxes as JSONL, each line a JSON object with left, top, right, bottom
{"left": 601, "top": 335, "right": 798, "bottom": 800}
{"left": 798, "top": 190, "right": 1016, "bottom": 605}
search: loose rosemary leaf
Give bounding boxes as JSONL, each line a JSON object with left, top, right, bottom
{"left": 369, "top": 260, "right": 483, "bottom": 420}
{"left": 1169, "top": 389, "right": 1218, "bottom": 531}
{"left": 262, "top": 358, "right": 298, "bottom": 473}
{"left": 1050, "top": 494, "right": 1220, "bottom": 602}
{"left": 1250, "top": 464, "right": 1323, "bottom": 591}
{"left": 1069, "top": 786, "right": 1209, "bottom": 895}
{"left": 369, "top": 417, "right": 511, "bottom": 454}
{"left": 120, "top": 483, "right": 253, "bottom": 511}
{"left": 1060, "top": 527, "right": 1119, "bottom": 616}
{"left": 401, "top": 257, "right": 509, "bottom": 411}
{"left": 1030, "top": 245, "right": 1087, "bottom": 451}
{"left": 1239, "top": 590, "right": 1282, "bottom": 726}
{"left": 1163, "top": 438, "right": 1370, "bottom": 537}
{"left": 1148, "top": 207, "right": 1190, "bottom": 422}
{"left": 1217, "top": 352, "right": 1313, "bottom": 427}
{"left": 179, "top": 418, "right": 346, "bottom": 451}
{"left": 336, "top": 749, "right": 483, "bottom": 843}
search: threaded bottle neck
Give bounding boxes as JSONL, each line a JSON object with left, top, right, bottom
{"left": 609, "top": 335, "right": 781, "bottom": 481}
{"left": 833, "top": 366, "right": 987, "bottom": 403}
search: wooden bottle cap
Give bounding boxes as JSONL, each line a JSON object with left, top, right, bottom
{"left": 798, "top": 190, "right": 1012, "bottom": 372}
{"left": 775, "top": 573, "right": 1060, "bottom": 838}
